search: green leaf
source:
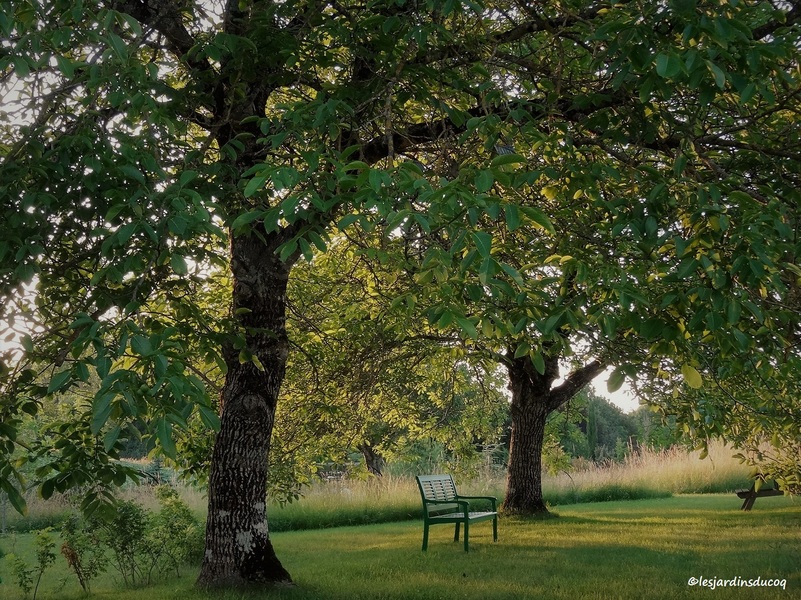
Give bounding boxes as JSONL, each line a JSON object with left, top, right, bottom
{"left": 244, "top": 174, "right": 268, "bottom": 198}
{"left": 231, "top": 210, "right": 264, "bottom": 231}
{"left": 640, "top": 318, "right": 666, "bottom": 340}
{"left": 490, "top": 153, "right": 526, "bottom": 168}
{"left": 41, "top": 478, "right": 56, "bottom": 501}
{"left": 171, "top": 253, "right": 188, "bottom": 275}
{"left": 0, "top": 480, "right": 27, "bottom": 516}
{"left": 520, "top": 206, "right": 555, "bottom": 234}
{"left": 472, "top": 231, "right": 493, "bottom": 258}
{"left": 92, "top": 393, "right": 115, "bottom": 435}
{"left": 104, "top": 426, "right": 122, "bottom": 452}
{"left": 706, "top": 60, "right": 726, "bottom": 89}
{"left": 304, "top": 231, "right": 325, "bottom": 253}
{"left": 499, "top": 262, "right": 525, "bottom": 286}
{"left": 656, "top": 52, "right": 683, "bottom": 78}
{"left": 107, "top": 31, "right": 128, "bottom": 60}
{"left": 514, "top": 342, "right": 531, "bottom": 359}
{"left": 198, "top": 404, "right": 221, "bottom": 431}
{"left": 531, "top": 352, "right": 546, "bottom": 375}
{"left": 681, "top": 364, "right": 703, "bottom": 389}
{"left": 607, "top": 368, "right": 626, "bottom": 393}
{"left": 179, "top": 170, "right": 198, "bottom": 187}
{"left": 120, "top": 164, "right": 145, "bottom": 184}
{"left": 47, "top": 370, "right": 72, "bottom": 394}
{"left": 131, "top": 335, "right": 152, "bottom": 356}
{"left": 542, "top": 311, "right": 564, "bottom": 334}
{"left": 474, "top": 169, "right": 494, "bottom": 193}
{"left": 726, "top": 300, "right": 741, "bottom": 324}
{"left": 157, "top": 418, "right": 177, "bottom": 459}
{"left": 337, "top": 214, "right": 361, "bottom": 230}
{"left": 504, "top": 204, "right": 521, "bottom": 231}
{"left": 456, "top": 317, "right": 478, "bottom": 339}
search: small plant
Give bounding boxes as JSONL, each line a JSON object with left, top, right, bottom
{"left": 142, "top": 486, "right": 203, "bottom": 581}
{"left": 6, "top": 552, "right": 33, "bottom": 599}
{"left": 2, "top": 528, "right": 56, "bottom": 600}
{"left": 90, "top": 500, "right": 148, "bottom": 586}
{"left": 32, "top": 528, "right": 56, "bottom": 600}
{"left": 60, "top": 514, "right": 106, "bottom": 593}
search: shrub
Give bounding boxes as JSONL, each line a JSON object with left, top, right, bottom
{"left": 60, "top": 514, "right": 106, "bottom": 593}
{"left": 4, "top": 528, "right": 57, "bottom": 600}
{"left": 142, "top": 486, "right": 204, "bottom": 579}
{"left": 5, "top": 552, "right": 33, "bottom": 599}
{"left": 90, "top": 500, "right": 149, "bottom": 586}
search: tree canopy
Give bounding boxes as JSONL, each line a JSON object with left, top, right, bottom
{"left": 1, "top": 0, "right": 800, "bottom": 588}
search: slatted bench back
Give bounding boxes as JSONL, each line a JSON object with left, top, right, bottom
{"left": 417, "top": 474, "right": 460, "bottom": 515}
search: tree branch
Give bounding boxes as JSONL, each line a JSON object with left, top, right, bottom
{"left": 548, "top": 360, "right": 606, "bottom": 411}
{"left": 109, "top": 0, "right": 197, "bottom": 59}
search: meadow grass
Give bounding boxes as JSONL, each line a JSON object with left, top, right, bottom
{"left": 264, "top": 441, "right": 751, "bottom": 531}
{"left": 2, "top": 494, "right": 798, "bottom": 600}
{"left": 1, "top": 441, "right": 754, "bottom": 534}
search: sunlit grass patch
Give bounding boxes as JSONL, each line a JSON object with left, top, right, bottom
{"left": 2, "top": 495, "right": 798, "bottom": 600}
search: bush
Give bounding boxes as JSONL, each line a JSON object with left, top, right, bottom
{"left": 4, "top": 528, "right": 57, "bottom": 600}
{"left": 81, "top": 486, "right": 202, "bottom": 586}
{"left": 90, "top": 499, "right": 149, "bottom": 586}
{"left": 143, "top": 486, "right": 204, "bottom": 577}
{"left": 60, "top": 514, "right": 106, "bottom": 593}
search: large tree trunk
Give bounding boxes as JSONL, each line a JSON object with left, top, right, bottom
{"left": 504, "top": 394, "right": 549, "bottom": 514}
{"left": 501, "top": 354, "right": 604, "bottom": 516}
{"left": 197, "top": 231, "right": 294, "bottom": 587}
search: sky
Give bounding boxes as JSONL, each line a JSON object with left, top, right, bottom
{"left": 593, "top": 368, "right": 639, "bottom": 413}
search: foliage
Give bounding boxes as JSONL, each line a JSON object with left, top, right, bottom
{"left": 145, "top": 485, "right": 204, "bottom": 575}
{"left": 89, "top": 500, "right": 148, "bottom": 586}
{"left": 5, "top": 551, "right": 34, "bottom": 599}
{"left": 271, "top": 236, "right": 509, "bottom": 496}
{"left": 81, "top": 487, "right": 202, "bottom": 587}
{"left": 60, "top": 514, "right": 106, "bottom": 594}
{"left": 4, "top": 527, "right": 56, "bottom": 600}
{"left": 663, "top": 359, "right": 801, "bottom": 494}
{"left": 1, "top": 0, "right": 800, "bottom": 583}
{"left": 31, "top": 528, "right": 56, "bottom": 600}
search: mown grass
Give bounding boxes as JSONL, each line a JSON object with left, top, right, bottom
{"left": 2, "top": 495, "right": 799, "bottom": 600}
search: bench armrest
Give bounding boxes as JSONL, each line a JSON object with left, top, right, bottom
{"left": 423, "top": 498, "right": 471, "bottom": 516}
{"left": 456, "top": 495, "right": 497, "bottom": 511}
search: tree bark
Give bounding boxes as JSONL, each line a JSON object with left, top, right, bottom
{"left": 358, "top": 442, "right": 385, "bottom": 477}
{"left": 197, "top": 231, "right": 294, "bottom": 587}
{"left": 504, "top": 393, "right": 549, "bottom": 514}
{"left": 502, "top": 354, "right": 604, "bottom": 515}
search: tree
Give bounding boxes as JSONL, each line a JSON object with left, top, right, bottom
{"left": 338, "top": 0, "right": 801, "bottom": 514}
{"left": 1, "top": 0, "right": 799, "bottom": 588}
{"left": 281, "top": 236, "right": 508, "bottom": 480}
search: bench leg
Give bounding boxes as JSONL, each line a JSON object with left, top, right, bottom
{"left": 492, "top": 516, "right": 498, "bottom": 542}
{"left": 454, "top": 522, "right": 460, "bottom": 542}
{"left": 463, "top": 520, "right": 469, "bottom": 552}
{"left": 422, "top": 523, "right": 429, "bottom": 551}
{"left": 742, "top": 493, "right": 756, "bottom": 511}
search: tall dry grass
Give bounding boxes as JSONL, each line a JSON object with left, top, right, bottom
{"left": 541, "top": 440, "right": 751, "bottom": 505}
{"left": 1, "top": 441, "right": 753, "bottom": 533}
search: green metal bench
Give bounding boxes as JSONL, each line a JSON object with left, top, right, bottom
{"left": 415, "top": 474, "right": 498, "bottom": 552}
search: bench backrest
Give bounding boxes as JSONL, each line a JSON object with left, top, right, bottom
{"left": 416, "top": 474, "right": 460, "bottom": 515}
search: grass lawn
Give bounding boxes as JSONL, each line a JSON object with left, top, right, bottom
{"left": 3, "top": 494, "right": 799, "bottom": 600}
